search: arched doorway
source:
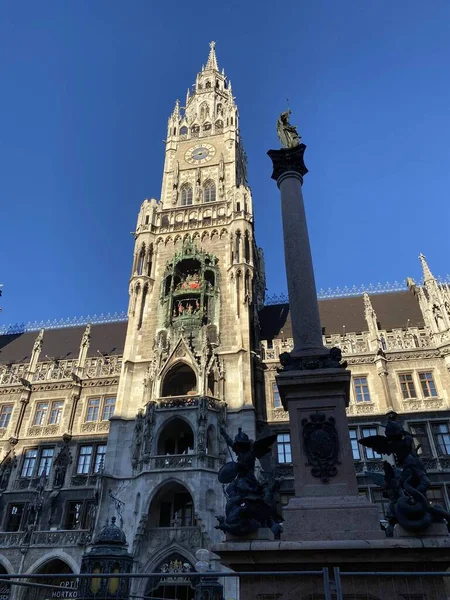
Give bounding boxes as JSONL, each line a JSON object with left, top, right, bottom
{"left": 0, "top": 565, "right": 10, "bottom": 600}
{"left": 148, "top": 482, "right": 194, "bottom": 528}
{"left": 24, "top": 559, "right": 76, "bottom": 600}
{"left": 145, "top": 553, "right": 196, "bottom": 600}
{"left": 162, "top": 363, "right": 197, "bottom": 397}
{"left": 157, "top": 418, "right": 194, "bottom": 456}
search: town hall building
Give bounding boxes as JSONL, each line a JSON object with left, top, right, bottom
{"left": 0, "top": 42, "right": 450, "bottom": 599}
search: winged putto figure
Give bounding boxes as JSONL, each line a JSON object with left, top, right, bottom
{"left": 359, "top": 412, "right": 450, "bottom": 535}
{"left": 216, "top": 427, "right": 283, "bottom": 537}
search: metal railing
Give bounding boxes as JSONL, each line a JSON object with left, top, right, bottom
{"left": 1, "top": 568, "right": 449, "bottom": 600}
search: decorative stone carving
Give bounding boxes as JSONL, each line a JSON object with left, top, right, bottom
{"left": 0, "top": 450, "right": 16, "bottom": 491}
{"left": 52, "top": 438, "right": 72, "bottom": 488}
{"left": 279, "top": 347, "right": 346, "bottom": 372}
{"left": 302, "top": 412, "right": 340, "bottom": 482}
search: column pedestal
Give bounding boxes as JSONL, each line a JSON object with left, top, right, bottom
{"left": 277, "top": 367, "right": 384, "bottom": 541}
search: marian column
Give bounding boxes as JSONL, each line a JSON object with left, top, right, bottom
{"left": 268, "top": 112, "right": 383, "bottom": 541}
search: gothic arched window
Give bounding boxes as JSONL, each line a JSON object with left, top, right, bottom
{"left": 203, "top": 122, "right": 212, "bottom": 132}
{"left": 136, "top": 245, "right": 145, "bottom": 275}
{"left": 215, "top": 120, "right": 223, "bottom": 133}
{"left": 180, "top": 185, "right": 193, "bottom": 206}
{"left": 180, "top": 125, "right": 188, "bottom": 137}
{"left": 205, "top": 81, "right": 211, "bottom": 89}
{"left": 216, "top": 103, "right": 223, "bottom": 116}
{"left": 204, "top": 180, "right": 216, "bottom": 203}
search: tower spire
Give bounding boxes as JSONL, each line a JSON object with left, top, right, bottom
{"left": 205, "top": 41, "right": 219, "bottom": 71}
{"left": 419, "top": 253, "right": 434, "bottom": 283}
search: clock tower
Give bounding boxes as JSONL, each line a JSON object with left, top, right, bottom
{"left": 104, "top": 42, "right": 265, "bottom": 587}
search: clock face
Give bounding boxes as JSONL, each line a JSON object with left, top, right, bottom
{"left": 185, "top": 143, "right": 216, "bottom": 165}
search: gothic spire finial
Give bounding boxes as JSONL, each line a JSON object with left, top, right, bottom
{"left": 205, "top": 40, "right": 219, "bottom": 71}
{"left": 171, "top": 99, "right": 180, "bottom": 119}
{"left": 419, "top": 253, "right": 434, "bottom": 282}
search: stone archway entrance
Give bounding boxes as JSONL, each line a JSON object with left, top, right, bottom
{"left": 145, "top": 554, "right": 196, "bottom": 600}
{"left": 0, "top": 565, "right": 10, "bottom": 600}
{"left": 23, "top": 559, "right": 76, "bottom": 600}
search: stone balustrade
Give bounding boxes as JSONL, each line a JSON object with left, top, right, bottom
{"left": 152, "top": 454, "right": 218, "bottom": 470}
{"left": 261, "top": 327, "right": 432, "bottom": 362}
{"left": 84, "top": 356, "right": 122, "bottom": 378}
{"left": 0, "top": 529, "right": 90, "bottom": 548}
{"left": 145, "top": 526, "right": 204, "bottom": 552}
{"left": 32, "top": 359, "right": 78, "bottom": 382}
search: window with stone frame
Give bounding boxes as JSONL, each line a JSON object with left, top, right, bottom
{"left": 33, "top": 402, "right": 49, "bottom": 425}
{"left": 101, "top": 397, "right": 116, "bottom": 421}
{"left": 418, "top": 371, "right": 438, "bottom": 397}
{"left": 427, "top": 486, "right": 447, "bottom": 508}
{"left": 277, "top": 433, "right": 292, "bottom": 464}
{"left": 0, "top": 404, "right": 13, "bottom": 428}
{"left": 49, "top": 401, "right": 64, "bottom": 425}
{"left": 33, "top": 400, "right": 64, "bottom": 426}
{"left": 353, "top": 376, "right": 371, "bottom": 402}
{"left": 431, "top": 422, "right": 450, "bottom": 456}
{"left": 20, "top": 447, "right": 54, "bottom": 478}
{"left": 85, "top": 397, "right": 116, "bottom": 423}
{"left": 203, "top": 180, "right": 216, "bottom": 203}
{"left": 65, "top": 500, "right": 96, "bottom": 530}
{"left": 349, "top": 428, "right": 361, "bottom": 460}
{"left": 4, "top": 503, "right": 27, "bottom": 532}
{"left": 408, "top": 422, "right": 432, "bottom": 457}
{"left": 272, "top": 382, "right": 282, "bottom": 409}
{"left": 361, "top": 427, "right": 382, "bottom": 460}
{"left": 85, "top": 398, "right": 100, "bottom": 422}
{"left": 399, "top": 372, "right": 417, "bottom": 399}
{"left": 180, "top": 184, "right": 193, "bottom": 206}
{"left": 76, "top": 444, "right": 107, "bottom": 475}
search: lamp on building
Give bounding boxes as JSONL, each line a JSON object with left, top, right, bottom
{"left": 194, "top": 548, "right": 224, "bottom": 600}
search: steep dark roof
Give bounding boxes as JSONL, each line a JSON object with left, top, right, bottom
{"left": 0, "top": 322, "right": 128, "bottom": 365}
{"left": 0, "top": 291, "right": 424, "bottom": 363}
{"left": 259, "top": 291, "right": 424, "bottom": 340}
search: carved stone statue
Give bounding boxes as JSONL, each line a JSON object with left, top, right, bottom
{"left": 216, "top": 427, "right": 282, "bottom": 537}
{"left": 276, "top": 110, "right": 301, "bottom": 149}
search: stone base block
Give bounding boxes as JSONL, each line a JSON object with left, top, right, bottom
{"left": 282, "top": 494, "right": 385, "bottom": 541}
{"left": 394, "top": 522, "right": 449, "bottom": 538}
{"left": 226, "top": 527, "right": 273, "bottom": 542}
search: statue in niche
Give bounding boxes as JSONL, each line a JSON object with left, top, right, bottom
{"left": 276, "top": 109, "right": 301, "bottom": 149}
{"left": 0, "top": 452, "right": 16, "bottom": 491}
{"left": 216, "top": 427, "right": 282, "bottom": 537}
{"left": 53, "top": 441, "right": 72, "bottom": 488}
{"left": 360, "top": 412, "right": 450, "bottom": 536}
{"left": 433, "top": 304, "right": 444, "bottom": 330}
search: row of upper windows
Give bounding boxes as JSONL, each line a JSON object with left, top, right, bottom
{"left": 4, "top": 498, "right": 96, "bottom": 532}
{"left": 0, "top": 396, "right": 116, "bottom": 429}
{"left": 276, "top": 420, "right": 450, "bottom": 464}
{"left": 19, "top": 442, "right": 106, "bottom": 479}
{"left": 180, "top": 180, "right": 216, "bottom": 206}
{"left": 271, "top": 370, "right": 440, "bottom": 409}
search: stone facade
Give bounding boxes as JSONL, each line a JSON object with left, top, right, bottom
{"left": 0, "top": 41, "right": 450, "bottom": 599}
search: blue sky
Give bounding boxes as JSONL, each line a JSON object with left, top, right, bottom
{"left": 1, "top": 1, "right": 450, "bottom": 325}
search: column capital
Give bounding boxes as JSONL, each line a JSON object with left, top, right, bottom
{"left": 267, "top": 144, "right": 308, "bottom": 183}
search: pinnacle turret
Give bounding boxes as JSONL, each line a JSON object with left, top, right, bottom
{"left": 205, "top": 41, "right": 219, "bottom": 71}
{"left": 419, "top": 253, "right": 435, "bottom": 283}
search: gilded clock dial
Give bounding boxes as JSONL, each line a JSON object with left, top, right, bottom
{"left": 185, "top": 143, "right": 216, "bottom": 165}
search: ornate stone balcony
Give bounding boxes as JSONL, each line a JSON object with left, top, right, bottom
{"left": 152, "top": 454, "right": 218, "bottom": 471}
{"left": 261, "top": 327, "right": 433, "bottom": 362}
{"left": 0, "top": 363, "right": 27, "bottom": 386}
{"left": 0, "top": 529, "right": 90, "bottom": 548}
{"left": 70, "top": 474, "right": 101, "bottom": 487}
{"left": 84, "top": 356, "right": 122, "bottom": 378}
{"left": 158, "top": 395, "right": 223, "bottom": 411}
{"left": 145, "top": 526, "right": 204, "bottom": 552}
{"left": 32, "top": 359, "right": 78, "bottom": 382}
